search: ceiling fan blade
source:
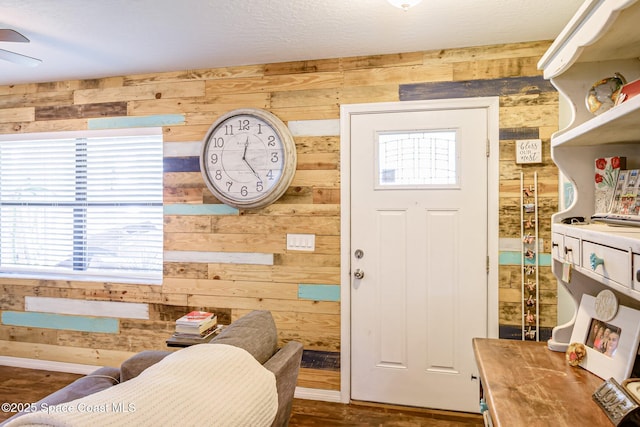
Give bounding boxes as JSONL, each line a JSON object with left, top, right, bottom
{"left": 0, "top": 49, "right": 41, "bottom": 67}
{"left": 0, "top": 29, "right": 30, "bottom": 43}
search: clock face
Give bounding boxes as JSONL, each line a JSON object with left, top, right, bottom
{"left": 200, "top": 109, "right": 296, "bottom": 208}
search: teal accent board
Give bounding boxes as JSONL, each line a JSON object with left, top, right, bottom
{"left": 298, "top": 284, "right": 340, "bottom": 302}
{"left": 164, "top": 204, "right": 239, "bottom": 215}
{"left": 499, "top": 251, "right": 551, "bottom": 266}
{"left": 2, "top": 311, "right": 119, "bottom": 333}
{"left": 88, "top": 114, "right": 185, "bottom": 129}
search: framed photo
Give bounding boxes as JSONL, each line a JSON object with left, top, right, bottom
{"left": 594, "top": 156, "right": 625, "bottom": 214}
{"left": 570, "top": 294, "right": 640, "bottom": 382}
{"left": 610, "top": 169, "right": 640, "bottom": 216}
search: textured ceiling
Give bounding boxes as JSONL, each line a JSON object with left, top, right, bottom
{"left": 0, "top": 0, "right": 584, "bottom": 86}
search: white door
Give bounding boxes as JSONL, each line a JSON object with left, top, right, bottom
{"left": 350, "top": 103, "right": 488, "bottom": 412}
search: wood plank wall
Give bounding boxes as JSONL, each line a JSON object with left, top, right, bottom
{"left": 0, "top": 40, "right": 559, "bottom": 393}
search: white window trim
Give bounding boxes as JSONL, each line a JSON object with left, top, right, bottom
{"left": 0, "top": 127, "right": 164, "bottom": 285}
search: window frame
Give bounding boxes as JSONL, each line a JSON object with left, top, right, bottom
{"left": 375, "top": 129, "right": 460, "bottom": 190}
{"left": 0, "top": 127, "right": 164, "bottom": 285}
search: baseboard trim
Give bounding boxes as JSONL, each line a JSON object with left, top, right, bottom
{"left": 294, "top": 386, "right": 342, "bottom": 402}
{"left": 0, "top": 356, "right": 100, "bottom": 375}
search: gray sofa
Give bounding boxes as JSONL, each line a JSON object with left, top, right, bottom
{"left": 1, "top": 310, "right": 303, "bottom": 427}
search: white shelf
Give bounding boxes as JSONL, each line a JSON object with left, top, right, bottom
{"left": 552, "top": 94, "right": 640, "bottom": 147}
{"left": 539, "top": 0, "right": 640, "bottom": 79}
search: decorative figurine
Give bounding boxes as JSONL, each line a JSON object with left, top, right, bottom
{"left": 586, "top": 73, "right": 626, "bottom": 115}
{"left": 566, "top": 342, "right": 587, "bottom": 367}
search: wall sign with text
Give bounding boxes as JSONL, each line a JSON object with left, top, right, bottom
{"left": 516, "top": 139, "right": 542, "bottom": 164}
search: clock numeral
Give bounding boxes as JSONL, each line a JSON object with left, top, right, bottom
{"left": 224, "top": 125, "right": 234, "bottom": 136}
{"left": 270, "top": 152, "right": 279, "bottom": 163}
{"left": 226, "top": 181, "right": 233, "bottom": 191}
{"left": 257, "top": 124, "right": 263, "bottom": 134}
{"left": 267, "top": 135, "right": 276, "bottom": 147}
{"left": 241, "top": 186, "right": 248, "bottom": 197}
{"left": 238, "top": 119, "right": 250, "bottom": 131}
{"left": 256, "top": 181, "right": 263, "bottom": 192}
{"left": 266, "top": 170, "right": 274, "bottom": 180}
{"left": 213, "top": 137, "right": 225, "bottom": 148}
{"left": 215, "top": 170, "right": 222, "bottom": 180}
{"left": 209, "top": 153, "right": 218, "bottom": 164}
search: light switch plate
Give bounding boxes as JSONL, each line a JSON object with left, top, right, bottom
{"left": 286, "top": 233, "right": 315, "bottom": 251}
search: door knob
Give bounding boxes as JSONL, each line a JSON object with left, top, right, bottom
{"left": 590, "top": 253, "right": 604, "bottom": 270}
{"left": 353, "top": 269, "right": 365, "bottom": 279}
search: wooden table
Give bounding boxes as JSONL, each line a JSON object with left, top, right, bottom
{"left": 473, "top": 338, "right": 612, "bottom": 426}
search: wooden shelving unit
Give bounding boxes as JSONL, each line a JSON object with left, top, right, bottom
{"left": 538, "top": 0, "right": 640, "bottom": 352}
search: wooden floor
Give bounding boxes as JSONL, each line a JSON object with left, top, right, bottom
{"left": 0, "top": 366, "right": 483, "bottom": 426}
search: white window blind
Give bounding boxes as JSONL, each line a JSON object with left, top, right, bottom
{"left": 0, "top": 128, "right": 163, "bottom": 284}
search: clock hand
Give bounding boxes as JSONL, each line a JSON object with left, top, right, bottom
{"left": 246, "top": 160, "right": 260, "bottom": 180}
{"left": 242, "top": 137, "right": 261, "bottom": 180}
{"left": 242, "top": 138, "right": 249, "bottom": 160}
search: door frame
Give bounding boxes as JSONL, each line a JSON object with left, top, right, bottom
{"left": 339, "top": 98, "right": 500, "bottom": 403}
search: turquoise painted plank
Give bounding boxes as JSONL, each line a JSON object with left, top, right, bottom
{"left": 2, "top": 311, "right": 119, "bottom": 333}
{"left": 163, "top": 204, "right": 238, "bottom": 215}
{"left": 539, "top": 253, "right": 552, "bottom": 266}
{"left": 298, "top": 284, "right": 340, "bottom": 302}
{"left": 499, "top": 251, "right": 551, "bottom": 266}
{"left": 499, "top": 251, "right": 520, "bottom": 265}
{"left": 88, "top": 114, "right": 185, "bottom": 129}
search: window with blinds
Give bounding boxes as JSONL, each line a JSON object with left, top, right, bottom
{"left": 0, "top": 128, "right": 163, "bottom": 284}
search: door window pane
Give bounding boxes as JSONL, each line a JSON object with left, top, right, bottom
{"left": 377, "top": 131, "right": 458, "bottom": 188}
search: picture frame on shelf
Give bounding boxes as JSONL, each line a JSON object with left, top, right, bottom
{"left": 610, "top": 169, "right": 640, "bottom": 216}
{"left": 594, "top": 156, "right": 626, "bottom": 214}
{"left": 570, "top": 294, "right": 640, "bottom": 383}
{"left": 609, "top": 169, "right": 630, "bottom": 215}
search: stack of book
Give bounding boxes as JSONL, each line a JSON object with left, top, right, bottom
{"left": 167, "top": 310, "right": 221, "bottom": 347}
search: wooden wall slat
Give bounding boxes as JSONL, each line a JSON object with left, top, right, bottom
{"left": 265, "top": 58, "right": 342, "bottom": 76}
{"left": 0, "top": 339, "right": 134, "bottom": 368}
{"left": 343, "top": 64, "right": 452, "bottom": 87}
{"left": 35, "top": 102, "right": 127, "bottom": 120}
{"left": 341, "top": 52, "right": 424, "bottom": 70}
{"left": 400, "top": 75, "right": 554, "bottom": 101}
{"left": 210, "top": 215, "right": 340, "bottom": 235}
{"left": 123, "top": 65, "right": 265, "bottom": 86}
{"left": 162, "top": 278, "right": 299, "bottom": 299}
{"left": 74, "top": 81, "right": 206, "bottom": 104}
{"left": 0, "top": 91, "right": 74, "bottom": 109}
{"left": 298, "top": 368, "right": 340, "bottom": 390}
{"left": 452, "top": 56, "right": 542, "bottom": 80}
{"left": 0, "top": 107, "right": 34, "bottom": 123}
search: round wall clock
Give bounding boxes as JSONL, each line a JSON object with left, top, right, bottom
{"left": 200, "top": 108, "right": 297, "bottom": 209}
